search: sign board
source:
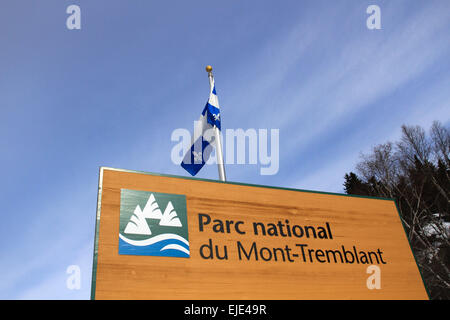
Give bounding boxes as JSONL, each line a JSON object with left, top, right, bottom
{"left": 91, "top": 167, "right": 428, "bottom": 299}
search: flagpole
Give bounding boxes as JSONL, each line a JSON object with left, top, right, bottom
{"left": 206, "top": 65, "right": 227, "bottom": 182}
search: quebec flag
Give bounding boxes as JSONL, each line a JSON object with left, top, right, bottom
{"left": 181, "top": 78, "right": 221, "bottom": 176}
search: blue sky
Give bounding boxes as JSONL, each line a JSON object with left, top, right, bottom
{"left": 0, "top": 0, "right": 449, "bottom": 299}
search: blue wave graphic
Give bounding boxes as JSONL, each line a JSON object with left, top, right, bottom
{"left": 119, "top": 236, "right": 190, "bottom": 258}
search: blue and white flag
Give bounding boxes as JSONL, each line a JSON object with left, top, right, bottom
{"left": 181, "top": 78, "right": 221, "bottom": 176}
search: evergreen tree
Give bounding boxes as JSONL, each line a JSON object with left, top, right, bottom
{"left": 344, "top": 121, "right": 450, "bottom": 299}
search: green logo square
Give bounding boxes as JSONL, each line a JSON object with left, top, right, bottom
{"left": 118, "top": 189, "right": 189, "bottom": 258}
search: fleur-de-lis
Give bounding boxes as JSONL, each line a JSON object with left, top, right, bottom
{"left": 213, "top": 113, "right": 220, "bottom": 121}
{"left": 192, "top": 151, "right": 203, "bottom": 162}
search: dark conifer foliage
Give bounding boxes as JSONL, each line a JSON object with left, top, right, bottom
{"left": 344, "top": 121, "right": 450, "bottom": 299}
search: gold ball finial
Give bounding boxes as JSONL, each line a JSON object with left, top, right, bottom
{"left": 205, "top": 65, "right": 213, "bottom": 73}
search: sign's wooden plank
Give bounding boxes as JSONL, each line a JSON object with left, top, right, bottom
{"left": 91, "top": 167, "right": 428, "bottom": 300}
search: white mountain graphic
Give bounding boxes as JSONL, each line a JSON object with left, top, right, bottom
{"left": 123, "top": 194, "right": 182, "bottom": 235}
{"left": 141, "top": 193, "right": 163, "bottom": 219}
{"left": 124, "top": 205, "right": 152, "bottom": 235}
{"left": 159, "top": 201, "right": 182, "bottom": 227}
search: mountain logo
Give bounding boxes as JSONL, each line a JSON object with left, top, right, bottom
{"left": 118, "top": 189, "right": 189, "bottom": 258}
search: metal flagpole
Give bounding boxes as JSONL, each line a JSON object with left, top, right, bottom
{"left": 206, "top": 65, "right": 226, "bottom": 182}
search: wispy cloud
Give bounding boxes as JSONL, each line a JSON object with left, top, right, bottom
{"left": 206, "top": 1, "right": 450, "bottom": 187}
{"left": 1, "top": 1, "right": 448, "bottom": 300}
{"left": 17, "top": 241, "right": 93, "bottom": 300}
{"left": 280, "top": 1, "right": 449, "bottom": 149}
{"left": 291, "top": 70, "right": 450, "bottom": 193}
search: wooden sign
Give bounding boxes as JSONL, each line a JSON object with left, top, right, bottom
{"left": 91, "top": 167, "right": 428, "bottom": 300}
